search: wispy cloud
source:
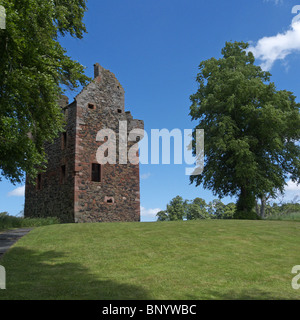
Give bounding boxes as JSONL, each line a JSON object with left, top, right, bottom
{"left": 140, "top": 172, "right": 151, "bottom": 180}
{"left": 7, "top": 185, "right": 25, "bottom": 197}
{"left": 140, "top": 206, "right": 161, "bottom": 222}
{"left": 263, "top": 0, "right": 283, "bottom": 5}
{"left": 248, "top": 16, "right": 300, "bottom": 70}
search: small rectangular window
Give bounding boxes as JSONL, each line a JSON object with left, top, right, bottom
{"left": 117, "top": 109, "right": 122, "bottom": 113}
{"left": 62, "top": 132, "right": 67, "bottom": 149}
{"left": 37, "top": 174, "right": 42, "bottom": 190}
{"left": 60, "top": 165, "right": 66, "bottom": 184}
{"left": 63, "top": 108, "right": 68, "bottom": 119}
{"left": 91, "top": 163, "right": 101, "bottom": 182}
{"left": 105, "top": 196, "right": 115, "bottom": 204}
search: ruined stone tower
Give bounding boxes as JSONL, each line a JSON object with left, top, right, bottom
{"left": 24, "top": 64, "right": 144, "bottom": 223}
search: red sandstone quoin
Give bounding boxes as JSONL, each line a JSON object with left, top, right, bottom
{"left": 24, "top": 64, "right": 144, "bottom": 223}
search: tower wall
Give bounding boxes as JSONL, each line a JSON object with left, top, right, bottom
{"left": 24, "top": 64, "right": 143, "bottom": 223}
{"left": 74, "top": 64, "right": 144, "bottom": 222}
{"left": 24, "top": 100, "right": 77, "bottom": 223}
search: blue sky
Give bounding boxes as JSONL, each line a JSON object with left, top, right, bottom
{"left": 1, "top": 0, "right": 300, "bottom": 221}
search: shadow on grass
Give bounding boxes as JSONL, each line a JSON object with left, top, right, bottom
{"left": 0, "top": 247, "right": 151, "bottom": 300}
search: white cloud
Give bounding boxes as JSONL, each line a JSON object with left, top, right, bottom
{"left": 248, "top": 18, "right": 300, "bottom": 70}
{"left": 278, "top": 180, "right": 300, "bottom": 202}
{"left": 285, "top": 180, "right": 300, "bottom": 191}
{"left": 140, "top": 172, "right": 151, "bottom": 180}
{"left": 263, "top": 0, "right": 283, "bottom": 5}
{"left": 7, "top": 185, "right": 25, "bottom": 197}
{"left": 140, "top": 206, "right": 161, "bottom": 222}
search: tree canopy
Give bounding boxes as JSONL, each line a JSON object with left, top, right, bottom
{"left": 156, "top": 194, "right": 300, "bottom": 221}
{"left": 189, "top": 41, "right": 300, "bottom": 219}
{"left": 156, "top": 195, "right": 235, "bottom": 221}
{"left": 0, "top": 0, "right": 90, "bottom": 184}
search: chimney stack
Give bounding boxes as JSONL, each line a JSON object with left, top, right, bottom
{"left": 94, "top": 63, "right": 101, "bottom": 78}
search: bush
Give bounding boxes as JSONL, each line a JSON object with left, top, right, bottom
{"left": 0, "top": 212, "right": 60, "bottom": 231}
{"left": 266, "top": 211, "right": 300, "bottom": 221}
{"left": 233, "top": 210, "right": 260, "bottom": 220}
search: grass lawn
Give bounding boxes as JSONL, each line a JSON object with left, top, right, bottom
{"left": 0, "top": 219, "right": 299, "bottom": 300}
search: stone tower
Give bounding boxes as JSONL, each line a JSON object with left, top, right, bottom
{"left": 24, "top": 64, "right": 144, "bottom": 223}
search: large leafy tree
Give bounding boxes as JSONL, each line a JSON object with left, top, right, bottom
{"left": 189, "top": 41, "right": 300, "bottom": 219}
{"left": 0, "top": 0, "right": 90, "bottom": 184}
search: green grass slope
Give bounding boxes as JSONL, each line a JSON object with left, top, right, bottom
{"left": 0, "top": 220, "right": 300, "bottom": 300}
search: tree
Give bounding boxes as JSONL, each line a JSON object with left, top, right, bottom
{"left": 185, "top": 197, "right": 209, "bottom": 220}
{"left": 0, "top": 0, "right": 90, "bottom": 184}
{"left": 156, "top": 210, "right": 169, "bottom": 221}
{"left": 156, "top": 195, "right": 186, "bottom": 221}
{"left": 206, "top": 199, "right": 234, "bottom": 219}
{"left": 222, "top": 202, "right": 236, "bottom": 219}
{"left": 255, "top": 192, "right": 273, "bottom": 219}
{"left": 166, "top": 195, "right": 186, "bottom": 221}
{"left": 189, "top": 41, "right": 300, "bottom": 219}
{"left": 207, "top": 199, "right": 224, "bottom": 218}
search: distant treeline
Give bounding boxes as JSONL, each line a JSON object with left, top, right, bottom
{"left": 156, "top": 196, "right": 300, "bottom": 221}
{"left": 263, "top": 202, "right": 300, "bottom": 221}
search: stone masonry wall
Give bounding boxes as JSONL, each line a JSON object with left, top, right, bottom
{"left": 24, "top": 99, "right": 77, "bottom": 223}
{"left": 74, "top": 64, "right": 144, "bottom": 222}
{"left": 24, "top": 64, "right": 143, "bottom": 223}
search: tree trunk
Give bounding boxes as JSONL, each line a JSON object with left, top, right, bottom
{"left": 260, "top": 194, "right": 266, "bottom": 219}
{"left": 234, "top": 186, "right": 256, "bottom": 219}
{"left": 255, "top": 198, "right": 260, "bottom": 216}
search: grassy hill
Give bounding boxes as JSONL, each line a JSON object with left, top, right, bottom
{"left": 0, "top": 219, "right": 300, "bottom": 300}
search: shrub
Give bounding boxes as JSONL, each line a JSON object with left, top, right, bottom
{"left": 0, "top": 212, "right": 60, "bottom": 231}
{"left": 233, "top": 210, "right": 260, "bottom": 220}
